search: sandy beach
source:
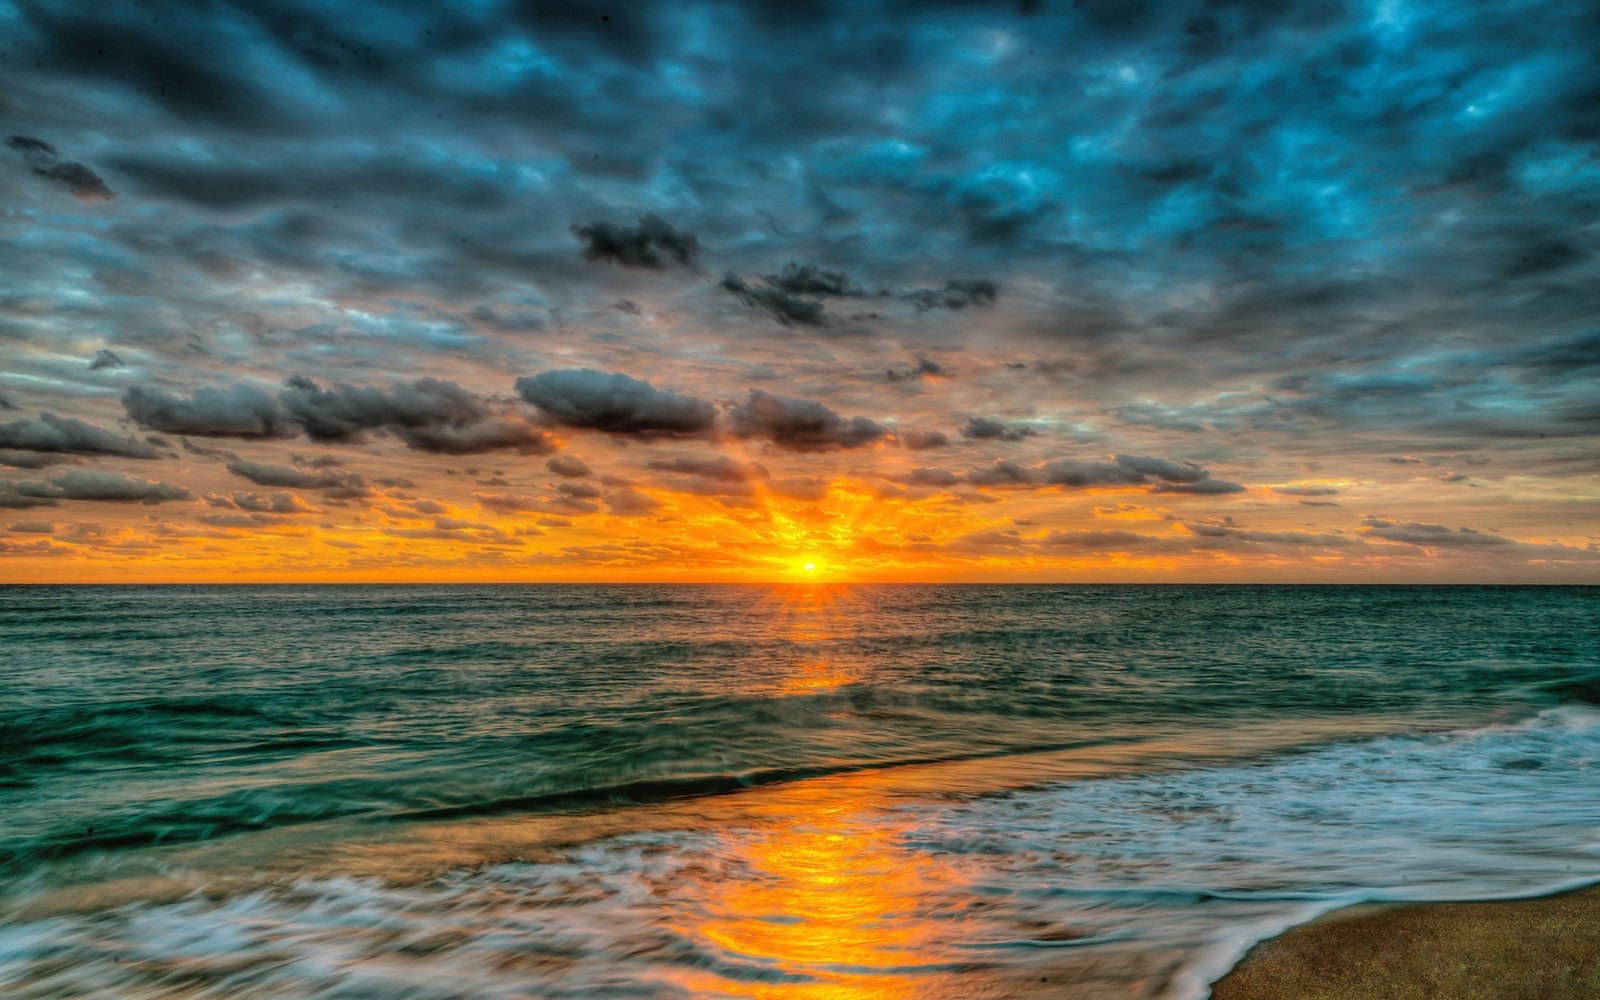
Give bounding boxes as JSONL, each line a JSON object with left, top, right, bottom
{"left": 1212, "top": 885, "right": 1600, "bottom": 1000}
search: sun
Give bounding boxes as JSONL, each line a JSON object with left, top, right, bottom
{"left": 786, "top": 556, "right": 827, "bottom": 581}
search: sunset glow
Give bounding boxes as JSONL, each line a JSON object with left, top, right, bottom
{"left": 1, "top": 1, "right": 1596, "bottom": 584}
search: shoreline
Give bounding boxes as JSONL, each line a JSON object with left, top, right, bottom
{"left": 1209, "top": 883, "right": 1600, "bottom": 1000}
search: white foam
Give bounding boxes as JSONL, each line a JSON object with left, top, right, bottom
{"left": 2, "top": 708, "right": 1596, "bottom": 999}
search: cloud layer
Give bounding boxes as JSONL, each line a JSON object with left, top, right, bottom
{"left": 0, "top": 0, "right": 1594, "bottom": 580}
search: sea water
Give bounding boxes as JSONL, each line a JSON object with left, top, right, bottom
{"left": 1, "top": 584, "right": 1596, "bottom": 997}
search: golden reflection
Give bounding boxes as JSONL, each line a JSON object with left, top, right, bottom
{"left": 667, "top": 780, "right": 973, "bottom": 999}
{"left": 757, "top": 584, "right": 863, "bottom": 696}
{"left": 656, "top": 585, "right": 968, "bottom": 997}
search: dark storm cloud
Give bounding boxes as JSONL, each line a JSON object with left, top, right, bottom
{"left": 4, "top": 135, "right": 114, "bottom": 201}
{"left": 125, "top": 379, "right": 554, "bottom": 454}
{"left": 571, "top": 215, "right": 700, "bottom": 270}
{"left": 960, "top": 417, "right": 1037, "bottom": 442}
{"left": 0, "top": 413, "right": 162, "bottom": 460}
{"left": 515, "top": 370, "right": 717, "bottom": 437}
{"left": 726, "top": 391, "right": 890, "bottom": 452}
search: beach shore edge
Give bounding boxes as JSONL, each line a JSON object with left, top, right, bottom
{"left": 1209, "top": 884, "right": 1600, "bottom": 1000}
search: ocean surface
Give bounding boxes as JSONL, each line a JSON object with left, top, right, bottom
{"left": 1, "top": 584, "right": 1597, "bottom": 998}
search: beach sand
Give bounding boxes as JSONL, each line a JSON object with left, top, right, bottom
{"left": 1211, "top": 885, "right": 1600, "bottom": 1000}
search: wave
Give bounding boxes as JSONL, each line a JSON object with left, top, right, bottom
{"left": 3, "top": 706, "right": 1596, "bottom": 999}
{"left": 1541, "top": 674, "right": 1600, "bottom": 706}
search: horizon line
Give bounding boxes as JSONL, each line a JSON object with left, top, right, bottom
{"left": 2, "top": 580, "right": 1595, "bottom": 588}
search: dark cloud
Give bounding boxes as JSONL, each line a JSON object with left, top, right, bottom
{"left": 720, "top": 272, "right": 836, "bottom": 328}
{"left": 0, "top": 413, "right": 162, "bottom": 460}
{"left": 476, "top": 492, "right": 565, "bottom": 515}
{"left": 124, "top": 385, "right": 298, "bottom": 440}
{"left": 900, "top": 429, "right": 951, "bottom": 450}
{"left": 1359, "top": 518, "right": 1516, "bottom": 548}
{"left": 961, "top": 417, "right": 1037, "bottom": 442}
{"left": 571, "top": 214, "right": 700, "bottom": 270}
{"left": 765, "top": 263, "right": 866, "bottom": 298}
{"left": 726, "top": 391, "right": 890, "bottom": 452}
{"left": 647, "top": 455, "right": 769, "bottom": 481}
{"left": 387, "top": 416, "right": 556, "bottom": 456}
{"left": 903, "top": 467, "right": 961, "bottom": 488}
{"left": 0, "top": 451, "right": 79, "bottom": 470}
{"left": 1039, "top": 529, "right": 1173, "bottom": 551}
{"left": 0, "top": 489, "right": 60, "bottom": 510}
{"left": 8, "top": 470, "right": 188, "bottom": 504}
{"left": 722, "top": 264, "right": 997, "bottom": 329}
{"left": 885, "top": 357, "right": 949, "bottom": 383}
{"left": 5, "top": 135, "right": 114, "bottom": 201}
{"left": 0, "top": 0, "right": 1596, "bottom": 577}
{"left": 1181, "top": 518, "right": 1355, "bottom": 548}
{"left": 900, "top": 279, "right": 999, "bottom": 311}
{"left": 281, "top": 376, "right": 478, "bottom": 444}
{"left": 966, "top": 459, "right": 1043, "bottom": 488}
{"left": 607, "top": 489, "right": 662, "bottom": 516}
{"left": 88, "top": 349, "right": 126, "bottom": 371}
{"left": 968, "top": 453, "right": 1245, "bottom": 494}
{"left": 204, "top": 490, "right": 316, "bottom": 514}
{"left": 225, "top": 460, "right": 372, "bottom": 499}
{"left": 126, "top": 378, "right": 553, "bottom": 454}
{"left": 546, "top": 455, "right": 593, "bottom": 478}
{"left": 515, "top": 370, "right": 717, "bottom": 437}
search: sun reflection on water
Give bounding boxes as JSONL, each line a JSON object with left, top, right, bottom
{"left": 757, "top": 584, "right": 866, "bottom": 696}
{"left": 667, "top": 783, "right": 976, "bottom": 999}
{"left": 663, "top": 584, "right": 977, "bottom": 996}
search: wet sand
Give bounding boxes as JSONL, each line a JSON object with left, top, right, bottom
{"left": 1211, "top": 885, "right": 1600, "bottom": 1000}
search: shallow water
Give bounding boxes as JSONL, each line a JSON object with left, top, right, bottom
{"left": 2, "top": 585, "right": 1597, "bottom": 997}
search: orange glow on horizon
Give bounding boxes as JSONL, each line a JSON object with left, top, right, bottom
{"left": 4, "top": 464, "right": 1594, "bottom": 584}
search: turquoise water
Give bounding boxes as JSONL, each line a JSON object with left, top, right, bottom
{"left": 2, "top": 585, "right": 1597, "bottom": 997}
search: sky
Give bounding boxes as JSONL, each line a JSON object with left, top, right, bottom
{"left": 0, "top": 0, "right": 1596, "bottom": 583}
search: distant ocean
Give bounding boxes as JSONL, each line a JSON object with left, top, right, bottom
{"left": 2, "top": 585, "right": 1597, "bottom": 998}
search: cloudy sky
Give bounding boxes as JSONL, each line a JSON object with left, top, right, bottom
{"left": 1, "top": 0, "right": 1596, "bottom": 582}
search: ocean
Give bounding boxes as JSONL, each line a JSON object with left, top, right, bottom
{"left": 1, "top": 584, "right": 1596, "bottom": 998}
